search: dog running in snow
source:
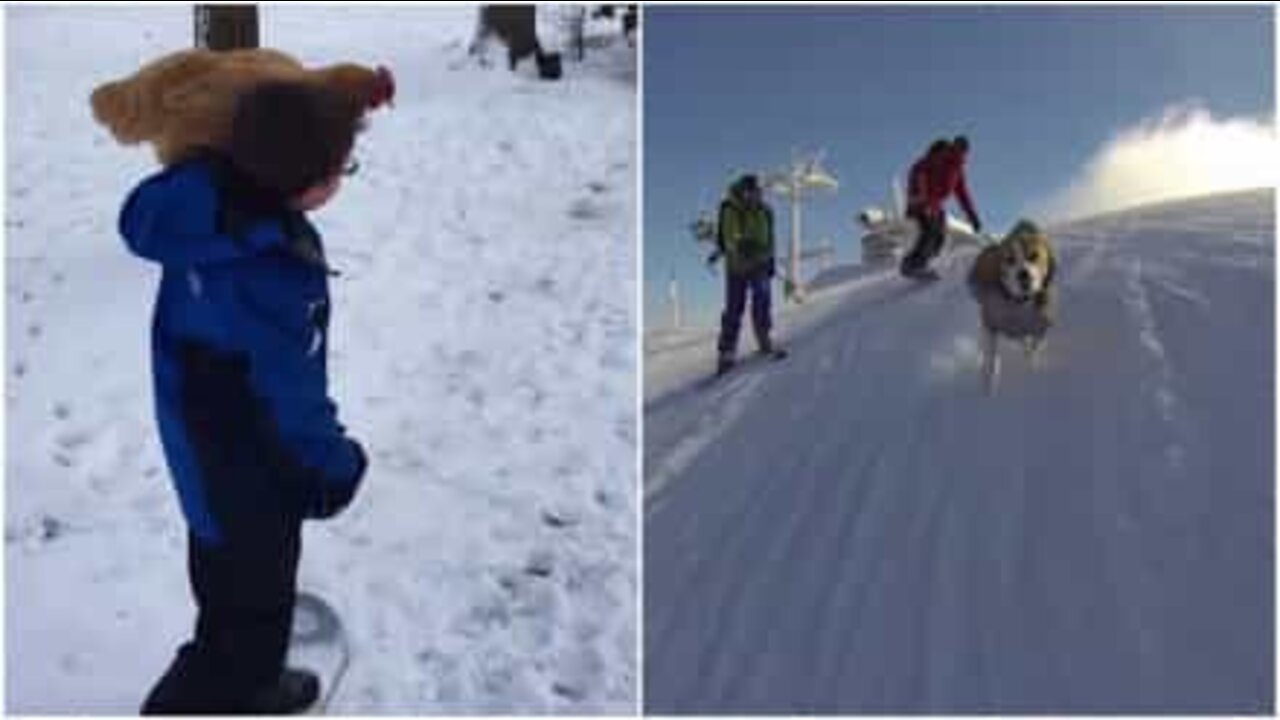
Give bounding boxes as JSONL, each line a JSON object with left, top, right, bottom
{"left": 967, "top": 220, "right": 1057, "bottom": 394}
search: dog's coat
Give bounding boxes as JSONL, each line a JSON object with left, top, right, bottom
{"left": 967, "top": 220, "right": 1057, "bottom": 392}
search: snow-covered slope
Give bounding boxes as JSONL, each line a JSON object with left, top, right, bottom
{"left": 7, "top": 7, "right": 636, "bottom": 713}
{"left": 644, "top": 190, "right": 1273, "bottom": 713}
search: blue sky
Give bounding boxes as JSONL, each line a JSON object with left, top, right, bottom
{"left": 643, "top": 6, "right": 1274, "bottom": 329}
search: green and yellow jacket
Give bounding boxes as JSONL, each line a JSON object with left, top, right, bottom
{"left": 717, "top": 191, "right": 775, "bottom": 276}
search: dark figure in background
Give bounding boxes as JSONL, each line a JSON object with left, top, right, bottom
{"left": 471, "top": 5, "right": 562, "bottom": 80}
{"left": 591, "top": 4, "right": 639, "bottom": 44}
{"left": 900, "top": 135, "right": 983, "bottom": 279}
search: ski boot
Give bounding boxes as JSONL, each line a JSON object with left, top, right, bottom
{"left": 757, "top": 337, "right": 788, "bottom": 360}
{"left": 716, "top": 352, "right": 736, "bottom": 376}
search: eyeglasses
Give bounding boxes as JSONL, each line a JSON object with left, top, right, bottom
{"left": 342, "top": 158, "right": 360, "bottom": 177}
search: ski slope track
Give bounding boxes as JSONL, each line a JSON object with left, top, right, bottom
{"left": 7, "top": 7, "right": 635, "bottom": 714}
{"left": 644, "top": 190, "right": 1273, "bottom": 713}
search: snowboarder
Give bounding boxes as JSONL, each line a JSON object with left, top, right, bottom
{"left": 900, "top": 135, "right": 983, "bottom": 279}
{"left": 715, "top": 174, "right": 783, "bottom": 375}
{"left": 120, "top": 81, "right": 369, "bottom": 714}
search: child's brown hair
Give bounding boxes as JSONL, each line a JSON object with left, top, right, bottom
{"left": 228, "top": 81, "right": 364, "bottom": 200}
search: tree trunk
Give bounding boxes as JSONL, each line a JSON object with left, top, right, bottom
{"left": 194, "top": 5, "right": 259, "bottom": 50}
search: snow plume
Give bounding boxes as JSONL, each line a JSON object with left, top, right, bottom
{"left": 1037, "top": 105, "right": 1276, "bottom": 222}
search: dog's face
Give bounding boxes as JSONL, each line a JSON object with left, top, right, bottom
{"left": 997, "top": 229, "right": 1053, "bottom": 302}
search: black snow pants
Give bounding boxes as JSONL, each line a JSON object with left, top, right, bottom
{"left": 900, "top": 207, "right": 947, "bottom": 275}
{"left": 141, "top": 521, "right": 301, "bottom": 714}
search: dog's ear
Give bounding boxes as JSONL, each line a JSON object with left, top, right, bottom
{"left": 1031, "top": 245, "right": 1056, "bottom": 311}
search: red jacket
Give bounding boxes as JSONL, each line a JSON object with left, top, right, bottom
{"left": 907, "top": 147, "right": 978, "bottom": 226}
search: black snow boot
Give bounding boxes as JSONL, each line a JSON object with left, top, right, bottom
{"left": 536, "top": 50, "right": 563, "bottom": 80}
{"left": 757, "top": 337, "right": 787, "bottom": 359}
{"left": 247, "top": 668, "right": 320, "bottom": 714}
{"left": 716, "top": 353, "right": 736, "bottom": 376}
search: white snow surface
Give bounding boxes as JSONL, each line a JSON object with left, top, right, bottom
{"left": 7, "top": 7, "right": 636, "bottom": 714}
{"left": 644, "top": 190, "right": 1273, "bottom": 713}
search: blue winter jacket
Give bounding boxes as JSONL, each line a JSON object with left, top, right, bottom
{"left": 120, "top": 156, "right": 366, "bottom": 544}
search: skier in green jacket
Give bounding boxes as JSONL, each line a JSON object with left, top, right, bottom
{"left": 715, "top": 174, "right": 782, "bottom": 374}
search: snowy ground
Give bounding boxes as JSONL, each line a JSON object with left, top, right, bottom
{"left": 7, "top": 7, "right": 636, "bottom": 714}
{"left": 644, "top": 190, "right": 1273, "bottom": 713}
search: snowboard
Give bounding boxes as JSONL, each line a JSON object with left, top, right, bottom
{"left": 290, "top": 591, "right": 350, "bottom": 715}
{"left": 902, "top": 267, "right": 941, "bottom": 282}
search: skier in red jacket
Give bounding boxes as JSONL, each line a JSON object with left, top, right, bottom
{"left": 900, "top": 135, "right": 982, "bottom": 278}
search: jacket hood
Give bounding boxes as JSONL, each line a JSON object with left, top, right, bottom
{"left": 119, "top": 158, "right": 289, "bottom": 268}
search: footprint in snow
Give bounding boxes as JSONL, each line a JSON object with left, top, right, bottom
{"left": 42, "top": 515, "right": 67, "bottom": 541}
{"left": 54, "top": 428, "right": 92, "bottom": 450}
{"left": 541, "top": 508, "right": 579, "bottom": 529}
{"left": 524, "top": 549, "right": 555, "bottom": 578}
{"left": 552, "top": 681, "right": 585, "bottom": 702}
{"left": 594, "top": 488, "right": 620, "bottom": 509}
{"left": 16, "top": 514, "right": 70, "bottom": 544}
{"left": 568, "top": 198, "right": 603, "bottom": 221}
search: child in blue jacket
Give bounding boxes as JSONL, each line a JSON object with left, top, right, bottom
{"left": 121, "top": 81, "right": 369, "bottom": 714}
